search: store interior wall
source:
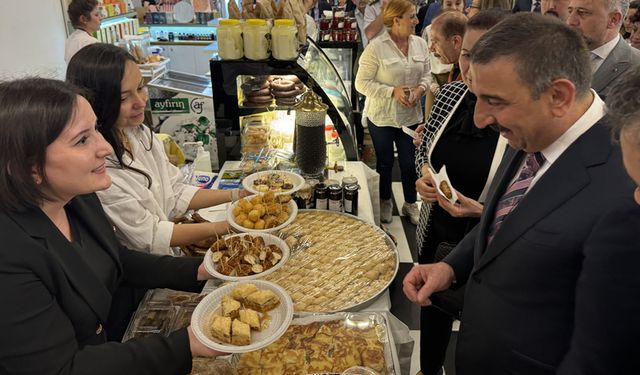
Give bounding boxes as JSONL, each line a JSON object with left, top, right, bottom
{"left": 0, "top": 0, "right": 68, "bottom": 80}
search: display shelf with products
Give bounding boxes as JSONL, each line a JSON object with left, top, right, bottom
{"left": 209, "top": 38, "right": 358, "bottom": 167}
{"left": 143, "top": 24, "right": 216, "bottom": 44}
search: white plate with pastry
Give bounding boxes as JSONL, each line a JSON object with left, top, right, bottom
{"left": 191, "top": 280, "right": 294, "bottom": 353}
{"left": 227, "top": 194, "right": 298, "bottom": 233}
{"left": 203, "top": 232, "right": 290, "bottom": 281}
{"left": 242, "top": 170, "right": 305, "bottom": 196}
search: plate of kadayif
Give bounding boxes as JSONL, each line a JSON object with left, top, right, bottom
{"left": 191, "top": 280, "right": 294, "bottom": 353}
{"left": 242, "top": 170, "right": 305, "bottom": 196}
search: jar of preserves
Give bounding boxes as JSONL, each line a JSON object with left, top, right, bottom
{"left": 328, "top": 184, "right": 343, "bottom": 212}
{"left": 319, "top": 17, "right": 332, "bottom": 31}
{"left": 217, "top": 19, "right": 243, "bottom": 60}
{"left": 271, "top": 19, "right": 298, "bottom": 61}
{"left": 315, "top": 183, "right": 328, "bottom": 210}
{"left": 345, "top": 17, "right": 357, "bottom": 29}
{"left": 243, "top": 18, "right": 271, "bottom": 60}
{"left": 319, "top": 29, "right": 332, "bottom": 42}
{"left": 332, "top": 10, "right": 345, "bottom": 29}
{"left": 343, "top": 184, "right": 359, "bottom": 215}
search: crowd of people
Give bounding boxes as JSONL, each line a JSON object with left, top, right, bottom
{"left": 0, "top": 0, "right": 639, "bottom": 374}
{"left": 355, "top": 0, "right": 640, "bottom": 374}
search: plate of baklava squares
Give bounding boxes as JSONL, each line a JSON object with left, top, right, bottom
{"left": 191, "top": 280, "right": 294, "bottom": 353}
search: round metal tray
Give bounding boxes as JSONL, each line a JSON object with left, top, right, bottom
{"left": 265, "top": 209, "right": 399, "bottom": 313}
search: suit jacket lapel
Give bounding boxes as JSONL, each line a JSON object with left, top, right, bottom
{"left": 592, "top": 38, "right": 632, "bottom": 93}
{"left": 474, "top": 123, "right": 611, "bottom": 272}
{"left": 11, "top": 200, "right": 114, "bottom": 323}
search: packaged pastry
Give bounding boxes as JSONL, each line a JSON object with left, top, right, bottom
{"left": 233, "top": 312, "right": 398, "bottom": 374}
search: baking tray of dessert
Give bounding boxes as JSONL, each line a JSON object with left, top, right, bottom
{"left": 264, "top": 210, "right": 399, "bottom": 313}
{"left": 229, "top": 312, "right": 400, "bottom": 375}
{"left": 123, "top": 289, "right": 241, "bottom": 374}
{"left": 122, "top": 289, "right": 205, "bottom": 342}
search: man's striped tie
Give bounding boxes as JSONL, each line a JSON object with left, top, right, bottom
{"left": 487, "top": 152, "right": 545, "bottom": 244}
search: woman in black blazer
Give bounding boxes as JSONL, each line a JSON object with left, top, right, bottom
{"left": 0, "top": 78, "right": 221, "bottom": 375}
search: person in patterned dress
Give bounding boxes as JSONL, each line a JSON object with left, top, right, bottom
{"left": 412, "top": 9, "right": 509, "bottom": 375}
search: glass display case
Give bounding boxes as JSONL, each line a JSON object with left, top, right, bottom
{"left": 315, "top": 41, "right": 359, "bottom": 111}
{"left": 209, "top": 38, "right": 358, "bottom": 166}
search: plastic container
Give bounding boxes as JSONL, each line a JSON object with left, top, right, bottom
{"left": 187, "top": 141, "right": 212, "bottom": 172}
{"left": 217, "top": 19, "right": 243, "bottom": 60}
{"left": 271, "top": 19, "right": 298, "bottom": 61}
{"left": 243, "top": 19, "right": 271, "bottom": 61}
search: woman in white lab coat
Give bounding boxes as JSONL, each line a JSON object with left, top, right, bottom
{"left": 64, "top": 0, "right": 101, "bottom": 64}
{"left": 67, "top": 43, "right": 246, "bottom": 256}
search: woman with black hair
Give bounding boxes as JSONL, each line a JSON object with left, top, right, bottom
{"left": 65, "top": 0, "right": 101, "bottom": 63}
{"left": 0, "top": 77, "right": 222, "bottom": 374}
{"left": 67, "top": 43, "right": 247, "bottom": 256}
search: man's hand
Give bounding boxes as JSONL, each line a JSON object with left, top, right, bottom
{"left": 417, "top": 168, "right": 437, "bottom": 203}
{"left": 436, "top": 189, "right": 484, "bottom": 218}
{"left": 403, "top": 262, "right": 456, "bottom": 306}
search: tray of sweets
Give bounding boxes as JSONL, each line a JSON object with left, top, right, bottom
{"left": 122, "top": 289, "right": 204, "bottom": 341}
{"left": 124, "top": 289, "right": 238, "bottom": 373}
{"left": 264, "top": 210, "right": 399, "bottom": 313}
{"left": 231, "top": 312, "right": 400, "bottom": 375}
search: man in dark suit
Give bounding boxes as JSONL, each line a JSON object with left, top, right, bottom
{"left": 513, "top": 0, "right": 534, "bottom": 12}
{"left": 607, "top": 68, "right": 640, "bottom": 203}
{"left": 403, "top": 13, "right": 640, "bottom": 374}
{"left": 568, "top": 0, "right": 640, "bottom": 99}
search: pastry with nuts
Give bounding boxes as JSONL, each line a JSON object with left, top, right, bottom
{"left": 209, "top": 234, "right": 285, "bottom": 277}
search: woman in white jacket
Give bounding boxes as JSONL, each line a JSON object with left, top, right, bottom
{"left": 64, "top": 0, "right": 100, "bottom": 64}
{"left": 67, "top": 43, "right": 244, "bottom": 256}
{"left": 355, "top": 0, "right": 430, "bottom": 224}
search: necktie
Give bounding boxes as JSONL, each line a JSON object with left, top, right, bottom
{"left": 532, "top": 0, "right": 541, "bottom": 12}
{"left": 448, "top": 65, "right": 461, "bottom": 83}
{"left": 590, "top": 52, "right": 600, "bottom": 72}
{"left": 487, "top": 152, "right": 545, "bottom": 244}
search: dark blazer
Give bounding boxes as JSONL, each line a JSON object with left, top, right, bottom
{"left": 0, "top": 194, "right": 204, "bottom": 375}
{"left": 444, "top": 121, "right": 640, "bottom": 374}
{"left": 512, "top": 0, "right": 532, "bottom": 12}
{"left": 592, "top": 37, "right": 640, "bottom": 100}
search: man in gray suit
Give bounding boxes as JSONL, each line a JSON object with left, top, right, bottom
{"left": 403, "top": 13, "right": 639, "bottom": 374}
{"left": 568, "top": 0, "right": 640, "bottom": 98}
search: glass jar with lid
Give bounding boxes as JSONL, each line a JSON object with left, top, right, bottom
{"left": 243, "top": 19, "right": 271, "bottom": 60}
{"left": 271, "top": 19, "right": 298, "bottom": 61}
{"left": 217, "top": 19, "right": 243, "bottom": 60}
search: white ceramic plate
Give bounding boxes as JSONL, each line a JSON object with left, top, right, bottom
{"left": 242, "top": 170, "right": 305, "bottom": 196}
{"left": 191, "top": 280, "right": 294, "bottom": 353}
{"left": 173, "top": 1, "right": 195, "bottom": 23}
{"left": 203, "top": 232, "right": 291, "bottom": 281}
{"left": 227, "top": 199, "right": 298, "bottom": 233}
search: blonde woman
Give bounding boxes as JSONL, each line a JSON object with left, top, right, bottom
{"left": 355, "top": 0, "right": 430, "bottom": 224}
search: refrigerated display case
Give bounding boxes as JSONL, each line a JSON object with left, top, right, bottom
{"left": 209, "top": 38, "right": 358, "bottom": 166}
{"left": 316, "top": 41, "right": 359, "bottom": 111}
